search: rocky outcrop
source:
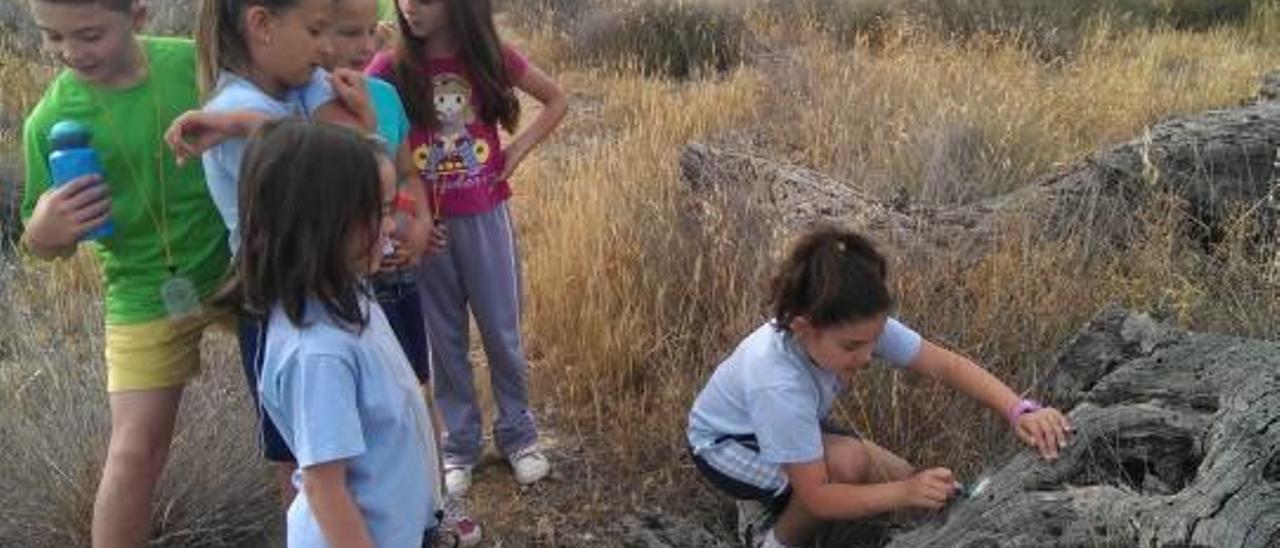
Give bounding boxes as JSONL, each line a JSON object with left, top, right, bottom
{"left": 883, "top": 309, "right": 1280, "bottom": 548}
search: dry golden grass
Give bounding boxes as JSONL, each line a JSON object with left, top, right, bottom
{"left": 4, "top": 1, "right": 1280, "bottom": 545}
{"left": 762, "top": 22, "right": 1277, "bottom": 205}
{"left": 510, "top": 2, "right": 1280, "bottom": 509}
{"left": 0, "top": 254, "right": 282, "bottom": 547}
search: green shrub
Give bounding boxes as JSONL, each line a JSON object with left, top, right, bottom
{"left": 903, "top": 0, "right": 1260, "bottom": 56}
{"left": 766, "top": 0, "right": 897, "bottom": 45}
{"left": 572, "top": 0, "right": 748, "bottom": 79}
{"left": 499, "top": 0, "right": 597, "bottom": 30}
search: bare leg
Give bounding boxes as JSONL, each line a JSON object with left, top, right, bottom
{"left": 773, "top": 435, "right": 882, "bottom": 546}
{"left": 860, "top": 439, "right": 914, "bottom": 482}
{"left": 92, "top": 387, "right": 184, "bottom": 548}
{"left": 771, "top": 492, "right": 824, "bottom": 548}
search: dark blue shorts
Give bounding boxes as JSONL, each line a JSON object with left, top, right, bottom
{"left": 238, "top": 316, "right": 294, "bottom": 463}
{"left": 374, "top": 278, "right": 430, "bottom": 383}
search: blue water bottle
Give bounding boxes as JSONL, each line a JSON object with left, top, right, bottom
{"left": 48, "top": 120, "right": 113, "bottom": 240}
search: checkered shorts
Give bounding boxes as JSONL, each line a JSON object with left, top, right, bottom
{"left": 689, "top": 435, "right": 791, "bottom": 511}
{"left": 689, "top": 422, "right": 862, "bottom": 512}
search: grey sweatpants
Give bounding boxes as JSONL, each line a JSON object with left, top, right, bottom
{"left": 416, "top": 201, "right": 537, "bottom": 466}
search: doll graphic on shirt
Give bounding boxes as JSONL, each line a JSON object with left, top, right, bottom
{"left": 422, "top": 74, "right": 486, "bottom": 182}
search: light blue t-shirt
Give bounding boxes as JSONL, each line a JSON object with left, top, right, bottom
{"left": 687, "top": 318, "right": 922, "bottom": 465}
{"left": 366, "top": 77, "right": 409, "bottom": 157}
{"left": 259, "top": 296, "right": 439, "bottom": 548}
{"left": 201, "top": 69, "right": 334, "bottom": 253}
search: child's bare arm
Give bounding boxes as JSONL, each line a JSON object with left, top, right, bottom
{"left": 498, "top": 61, "right": 568, "bottom": 182}
{"left": 908, "top": 340, "right": 1073, "bottom": 459}
{"left": 784, "top": 460, "right": 953, "bottom": 519}
{"left": 397, "top": 141, "right": 435, "bottom": 258}
{"left": 398, "top": 143, "right": 448, "bottom": 256}
{"left": 302, "top": 461, "right": 376, "bottom": 548}
{"left": 165, "top": 109, "right": 271, "bottom": 165}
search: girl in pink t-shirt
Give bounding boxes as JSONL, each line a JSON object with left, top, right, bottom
{"left": 367, "top": 0, "right": 567, "bottom": 497}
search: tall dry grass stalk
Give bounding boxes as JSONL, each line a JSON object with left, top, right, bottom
{"left": 513, "top": 9, "right": 1280, "bottom": 490}
{"left": 762, "top": 21, "right": 1278, "bottom": 206}
{"left": 0, "top": 255, "right": 280, "bottom": 547}
{"left": 519, "top": 68, "right": 766, "bottom": 467}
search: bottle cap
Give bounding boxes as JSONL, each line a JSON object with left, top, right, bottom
{"left": 49, "top": 120, "right": 91, "bottom": 150}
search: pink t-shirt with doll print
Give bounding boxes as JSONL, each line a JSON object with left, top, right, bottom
{"left": 366, "top": 46, "right": 529, "bottom": 217}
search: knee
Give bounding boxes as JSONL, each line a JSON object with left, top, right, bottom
{"left": 825, "top": 438, "right": 871, "bottom": 484}
{"left": 105, "top": 430, "right": 171, "bottom": 479}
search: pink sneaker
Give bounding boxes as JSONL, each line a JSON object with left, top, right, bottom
{"left": 432, "top": 495, "right": 481, "bottom": 548}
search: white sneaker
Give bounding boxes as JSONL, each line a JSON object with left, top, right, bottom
{"left": 444, "top": 464, "right": 473, "bottom": 497}
{"left": 507, "top": 445, "right": 550, "bottom": 485}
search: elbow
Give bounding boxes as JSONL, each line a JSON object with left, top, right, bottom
{"left": 546, "top": 93, "right": 569, "bottom": 126}
{"left": 300, "top": 468, "right": 336, "bottom": 501}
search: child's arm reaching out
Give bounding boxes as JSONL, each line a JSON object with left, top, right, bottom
{"left": 784, "top": 459, "right": 956, "bottom": 520}
{"left": 907, "top": 341, "right": 1073, "bottom": 459}
{"left": 302, "top": 461, "right": 376, "bottom": 548}
{"left": 165, "top": 110, "right": 271, "bottom": 166}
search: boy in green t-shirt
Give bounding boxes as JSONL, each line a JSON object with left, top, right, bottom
{"left": 19, "top": 0, "right": 230, "bottom": 546}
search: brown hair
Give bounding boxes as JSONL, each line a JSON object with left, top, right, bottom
{"left": 195, "top": 0, "right": 311, "bottom": 96}
{"left": 28, "top": 0, "right": 135, "bottom": 13}
{"left": 221, "top": 119, "right": 386, "bottom": 330}
{"left": 769, "top": 226, "right": 894, "bottom": 331}
{"left": 390, "top": 0, "right": 520, "bottom": 132}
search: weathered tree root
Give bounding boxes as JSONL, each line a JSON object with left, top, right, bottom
{"left": 884, "top": 309, "right": 1280, "bottom": 548}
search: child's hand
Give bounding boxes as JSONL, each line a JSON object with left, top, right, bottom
{"left": 165, "top": 110, "right": 262, "bottom": 166}
{"left": 380, "top": 218, "right": 432, "bottom": 270}
{"left": 497, "top": 141, "right": 529, "bottom": 182}
{"left": 375, "top": 21, "right": 397, "bottom": 50}
{"left": 1015, "top": 408, "right": 1073, "bottom": 461}
{"left": 24, "top": 175, "right": 110, "bottom": 257}
{"left": 422, "top": 222, "right": 448, "bottom": 257}
{"left": 379, "top": 240, "right": 414, "bottom": 270}
{"left": 898, "top": 467, "right": 955, "bottom": 511}
{"left": 328, "top": 69, "right": 377, "bottom": 133}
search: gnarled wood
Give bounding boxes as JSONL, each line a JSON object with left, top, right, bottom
{"left": 884, "top": 309, "right": 1280, "bottom": 548}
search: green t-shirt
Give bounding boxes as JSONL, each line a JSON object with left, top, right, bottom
{"left": 378, "top": 0, "right": 396, "bottom": 21}
{"left": 22, "top": 36, "right": 230, "bottom": 325}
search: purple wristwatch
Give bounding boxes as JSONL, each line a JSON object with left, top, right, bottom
{"left": 1006, "top": 398, "right": 1042, "bottom": 428}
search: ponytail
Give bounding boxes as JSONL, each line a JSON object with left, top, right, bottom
{"left": 769, "top": 226, "right": 893, "bottom": 331}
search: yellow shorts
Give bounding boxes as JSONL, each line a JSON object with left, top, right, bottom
{"left": 104, "top": 307, "right": 235, "bottom": 392}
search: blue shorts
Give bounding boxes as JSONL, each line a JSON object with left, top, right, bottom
{"left": 373, "top": 277, "right": 430, "bottom": 383}
{"left": 238, "top": 316, "right": 294, "bottom": 463}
